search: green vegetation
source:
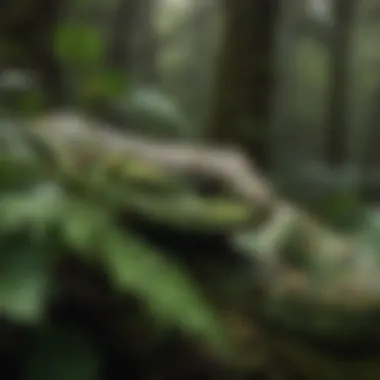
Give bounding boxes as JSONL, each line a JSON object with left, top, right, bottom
{"left": 2, "top": 0, "right": 380, "bottom": 379}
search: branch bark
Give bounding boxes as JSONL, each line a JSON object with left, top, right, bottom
{"left": 7, "top": 111, "right": 380, "bottom": 337}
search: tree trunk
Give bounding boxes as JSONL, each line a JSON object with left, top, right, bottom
{"left": 184, "top": 0, "right": 218, "bottom": 127}
{"left": 207, "top": 0, "right": 279, "bottom": 170}
{"left": 270, "top": 0, "right": 303, "bottom": 171}
{"left": 325, "top": 0, "right": 357, "bottom": 167}
{"left": 107, "top": 0, "right": 137, "bottom": 71}
{"left": 131, "top": 0, "right": 158, "bottom": 84}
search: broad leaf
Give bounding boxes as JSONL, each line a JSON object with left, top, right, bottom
{"left": 53, "top": 23, "right": 105, "bottom": 68}
{"left": 81, "top": 70, "right": 126, "bottom": 102}
{"left": 59, "top": 200, "right": 113, "bottom": 256}
{"left": 0, "top": 183, "right": 66, "bottom": 237}
{"left": 112, "top": 86, "right": 192, "bottom": 140}
{"left": 99, "top": 226, "right": 232, "bottom": 357}
{"left": 0, "top": 241, "right": 53, "bottom": 323}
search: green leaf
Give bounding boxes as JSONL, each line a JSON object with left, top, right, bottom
{"left": 99, "top": 226, "right": 232, "bottom": 358}
{"left": 58, "top": 199, "right": 233, "bottom": 354}
{"left": 81, "top": 70, "right": 126, "bottom": 102}
{"left": 53, "top": 23, "right": 105, "bottom": 68}
{"left": 23, "top": 327, "right": 101, "bottom": 380}
{"left": 112, "top": 86, "right": 192, "bottom": 139}
{"left": 59, "top": 200, "right": 113, "bottom": 255}
{"left": 0, "top": 241, "right": 53, "bottom": 323}
{"left": 0, "top": 183, "right": 66, "bottom": 237}
{"left": 58, "top": 199, "right": 230, "bottom": 353}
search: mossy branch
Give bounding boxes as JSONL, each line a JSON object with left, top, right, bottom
{"left": 5, "top": 111, "right": 380, "bottom": 335}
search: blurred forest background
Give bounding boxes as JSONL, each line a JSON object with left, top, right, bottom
{"left": 2, "top": 0, "right": 380, "bottom": 379}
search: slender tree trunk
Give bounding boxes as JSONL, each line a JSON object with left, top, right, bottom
{"left": 107, "top": 0, "right": 137, "bottom": 71}
{"left": 132, "top": 0, "right": 158, "bottom": 84}
{"left": 185, "top": 0, "right": 217, "bottom": 126}
{"left": 270, "top": 0, "right": 303, "bottom": 171}
{"left": 365, "top": 90, "right": 380, "bottom": 169}
{"left": 359, "top": 85, "right": 380, "bottom": 200}
{"left": 325, "top": 0, "right": 357, "bottom": 167}
{"left": 207, "top": 0, "right": 279, "bottom": 170}
{"left": 108, "top": 0, "right": 157, "bottom": 84}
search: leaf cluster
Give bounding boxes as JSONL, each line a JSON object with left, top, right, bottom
{"left": 0, "top": 119, "right": 235, "bottom": 379}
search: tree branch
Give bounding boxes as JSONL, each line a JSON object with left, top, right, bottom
{"left": 10, "top": 111, "right": 380, "bottom": 336}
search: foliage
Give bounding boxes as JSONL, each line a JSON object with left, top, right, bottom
{"left": 272, "top": 163, "right": 367, "bottom": 232}
{"left": 0, "top": 120, "right": 235, "bottom": 380}
{"left": 54, "top": 24, "right": 106, "bottom": 69}
{"left": 51, "top": 20, "right": 193, "bottom": 140}
{"left": 3, "top": 2, "right": 380, "bottom": 379}
{"left": 111, "top": 85, "right": 193, "bottom": 140}
{"left": 52, "top": 21, "right": 126, "bottom": 109}
{"left": 0, "top": 70, "right": 45, "bottom": 116}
